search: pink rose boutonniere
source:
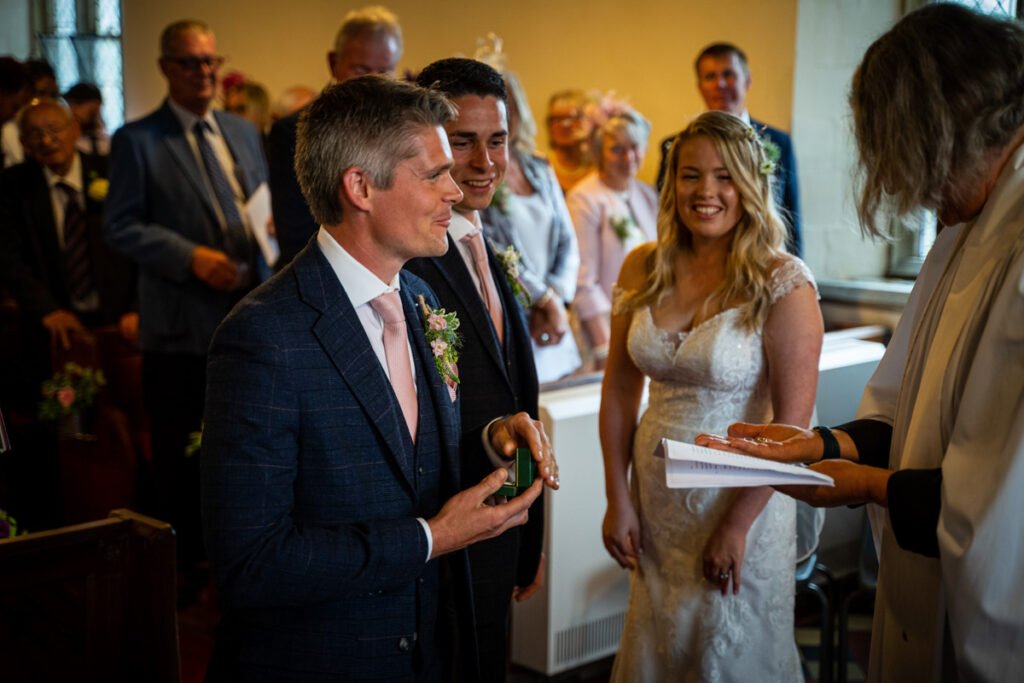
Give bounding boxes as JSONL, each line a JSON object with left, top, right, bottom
{"left": 418, "top": 295, "right": 462, "bottom": 402}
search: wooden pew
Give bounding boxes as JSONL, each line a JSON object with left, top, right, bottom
{"left": 0, "top": 509, "right": 179, "bottom": 682}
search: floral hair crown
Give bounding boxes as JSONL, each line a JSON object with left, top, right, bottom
{"left": 744, "top": 124, "right": 781, "bottom": 177}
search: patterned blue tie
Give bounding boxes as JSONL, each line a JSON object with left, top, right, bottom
{"left": 59, "top": 182, "right": 95, "bottom": 302}
{"left": 193, "top": 120, "right": 249, "bottom": 263}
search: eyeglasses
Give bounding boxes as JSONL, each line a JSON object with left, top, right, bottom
{"left": 21, "top": 120, "right": 72, "bottom": 144}
{"left": 163, "top": 55, "right": 225, "bottom": 71}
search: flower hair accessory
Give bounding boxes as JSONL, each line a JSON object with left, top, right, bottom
{"left": 490, "top": 241, "right": 532, "bottom": 309}
{"left": 745, "top": 125, "right": 781, "bottom": 176}
{"left": 473, "top": 32, "right": 506, "bottom": 72}
{"left": 418, "top": 295, "right": 462, "bottom": 401}
{"left": 583, "top": 90, "right": 636, "bottom": 131}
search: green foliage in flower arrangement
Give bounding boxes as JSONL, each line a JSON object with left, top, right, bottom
{"left": 38, "top": 362, "right": 107, "bottom": 421}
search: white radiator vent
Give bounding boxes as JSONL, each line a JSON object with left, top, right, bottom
{"left": 555, "top": 611, "right": 625, "bottom": 665}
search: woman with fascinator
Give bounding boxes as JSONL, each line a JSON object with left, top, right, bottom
{"left": 567, "top": 99, "right": 659, "bottom": 371}
{"left": 599, "top": 111, "right": 823, "bottom": 681}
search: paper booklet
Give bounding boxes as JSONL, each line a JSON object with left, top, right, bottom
{"left": 656, "top": 438, "right": 834, "bottom": 489}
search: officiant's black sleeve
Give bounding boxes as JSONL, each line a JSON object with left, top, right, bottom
{"left": 834, "top": 418, "right": 892, "bottom": 467}
{"left": 834, "top": 418, "right": 941, "bottom": 558}
{"left": 887, "top": 468, "right": 942, "bottom": 558}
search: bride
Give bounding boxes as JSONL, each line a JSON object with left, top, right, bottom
{"left": 599, "top": 111, "right": 823, "bottom": 681}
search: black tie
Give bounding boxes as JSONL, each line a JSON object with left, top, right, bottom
{"left": 59, "top": 182, "right": 95, "bottom": 302}
{"left": 193, "top": 120, "right": 250, "bottom": 264}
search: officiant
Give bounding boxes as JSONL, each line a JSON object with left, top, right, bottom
{"left": 697, "top": 5, "right": 1024, "bottom": 680}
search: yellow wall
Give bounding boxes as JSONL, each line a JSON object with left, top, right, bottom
{"left": 122, "top": 0, "right": 799, "bottom": 184}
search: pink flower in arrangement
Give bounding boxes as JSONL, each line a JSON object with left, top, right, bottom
{"left": 431, "top": 339, "right": 448, "bottom": 357}
{"left": 56, "top": 387, "right": 76, "bottom": 408}
{"left": 428, "top": 314, "right": 448, "bottom": 331}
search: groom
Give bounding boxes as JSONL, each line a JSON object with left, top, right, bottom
{"left": 201, "top": 76, "right": 555, "bottom": 681}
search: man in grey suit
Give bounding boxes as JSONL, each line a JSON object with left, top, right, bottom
{"left": 202, "top": 76, "right": 557, "bottom": 681}
{"left": 104, "top": 19, "right": 268, "bottom": 594}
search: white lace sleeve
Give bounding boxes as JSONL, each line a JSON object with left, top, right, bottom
{"left": 611, "top": 285, "right": 636, "bottom": 315}
{"left": 769, "top": 256, "right": 818, "bottom": 304}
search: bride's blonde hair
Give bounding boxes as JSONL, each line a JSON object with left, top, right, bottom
{"left": 622, "top": 111, "right": 787, "bottom": 330}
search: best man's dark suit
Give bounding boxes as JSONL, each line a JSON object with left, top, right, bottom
{"left": 0, "top": 153, "right": 135, "bottom": 409}
{"left": 202, "top": 241, "right": 479, "bottom": 681}
{"left": 406, "top": 233, "right": 543, "bottom": 682}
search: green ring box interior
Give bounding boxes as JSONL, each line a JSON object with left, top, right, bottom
{"left": 496, "top": 447, "right": 536, "bottom": 497}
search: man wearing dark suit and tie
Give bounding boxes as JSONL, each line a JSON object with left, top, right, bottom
{"left": 657, "top": 42, "right": 803, "bottom": 256}
{"left": 0, "top": 98, "right": 136, "bottom": 409}
{"left": 406, "top": 59, "right": 546, "bottom": 683}
{"left": 0, "top": 99, "right": 135, "bottom": 354}
{"left": 0, "top": 98, "right": 137, "bottom": 531}
{"left": 202, "top": 76, "right": 559, "bottom": 681}
{"left": 104, "top": 20, "right": 268, "bottom": 593}
{"left": 269, "top": 5, "right": 403, "bottom": 267}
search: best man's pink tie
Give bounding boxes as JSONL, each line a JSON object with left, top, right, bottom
{"left": 461, "top": 231, "right": 504, "bottom": 345}
{"left": 370, "top": 291, "right": 418, "bottom": 442}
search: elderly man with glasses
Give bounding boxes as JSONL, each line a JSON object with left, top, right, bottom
{"left": 103, "top": 19, "right": 268, "bottom": 604}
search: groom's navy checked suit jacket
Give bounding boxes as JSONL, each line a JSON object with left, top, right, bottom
{"left": 201, "top": 241, "right": 478, "bottom": 681}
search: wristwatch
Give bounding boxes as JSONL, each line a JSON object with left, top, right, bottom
{"left": 812, "top": 425, "right": 841, "bottom": 460}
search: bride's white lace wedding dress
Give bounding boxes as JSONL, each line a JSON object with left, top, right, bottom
{"left": 609, "top": 257, "right": 814, "bottom": 682}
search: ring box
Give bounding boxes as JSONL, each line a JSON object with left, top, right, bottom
{"left": 497, "top": 447, "right": 536, "bottom": 497}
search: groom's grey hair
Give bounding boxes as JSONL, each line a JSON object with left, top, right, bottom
{"left": 295, "top": 75, "right": 456, "bottom": 226}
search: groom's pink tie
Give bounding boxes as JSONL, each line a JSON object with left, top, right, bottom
{"left": 461, "top": 231, "right": 504, "bottom": 345}
{"left": 370, "top": 291, "right": 418, "bottom": 442}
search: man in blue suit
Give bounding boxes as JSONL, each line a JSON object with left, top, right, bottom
{"left": 104, "top": 20, "right": 268, "bottom": 593}
{"left": 657, "top": 42, "right": 802, "bottom": 256}
{"left": 202, "top": 76, "right": 557, "bottom": 681}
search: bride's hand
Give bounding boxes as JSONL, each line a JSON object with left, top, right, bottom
{"left": 695, "top": 422, "right": 821, "bottom": 464}
{"left": 702, "top": 520, "right": 748, "bottom": 596}
{"left": 602, "top": 498, "right": 643, "bottom": 570}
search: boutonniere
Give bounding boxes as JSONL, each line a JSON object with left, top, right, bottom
{"left": 85, "top": 171, "right": 109, "bottom": 202}
{"left": 418, "top": 295, "right": 462, "bottom": 402}
{"left": 490, "top": 242, "right": 532, "bottom": 309}
{"left": 490, "top": 181, "right": 511, "bottom": 214}
{"left": 609, "top": 214, "right": 636, "bottom": 244}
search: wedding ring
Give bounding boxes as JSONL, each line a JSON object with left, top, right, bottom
{"left": 718, "top": 572, "right": 729, "bottom": 581}
{"left": 540, "top": 332, "right": 551, "bottom": 343}
{"left": 754, "top": 437, "right": 772, "bottom": 444}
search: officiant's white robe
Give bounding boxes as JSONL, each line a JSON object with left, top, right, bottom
{"left": 854, "top": 145, "right": 1024, "bottom": 682}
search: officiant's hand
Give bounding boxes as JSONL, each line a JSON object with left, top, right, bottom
{"left": 488, "top": 412, "right": 560, "bottom": 489}
{"left": 775, "top": 460, "right": 890, "bottom": 508}
{"left": 428, "top": 469, "right": 543, "bottom": 559}
{"left": 695, "top": 422, "right": 821, "bottom": 464}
